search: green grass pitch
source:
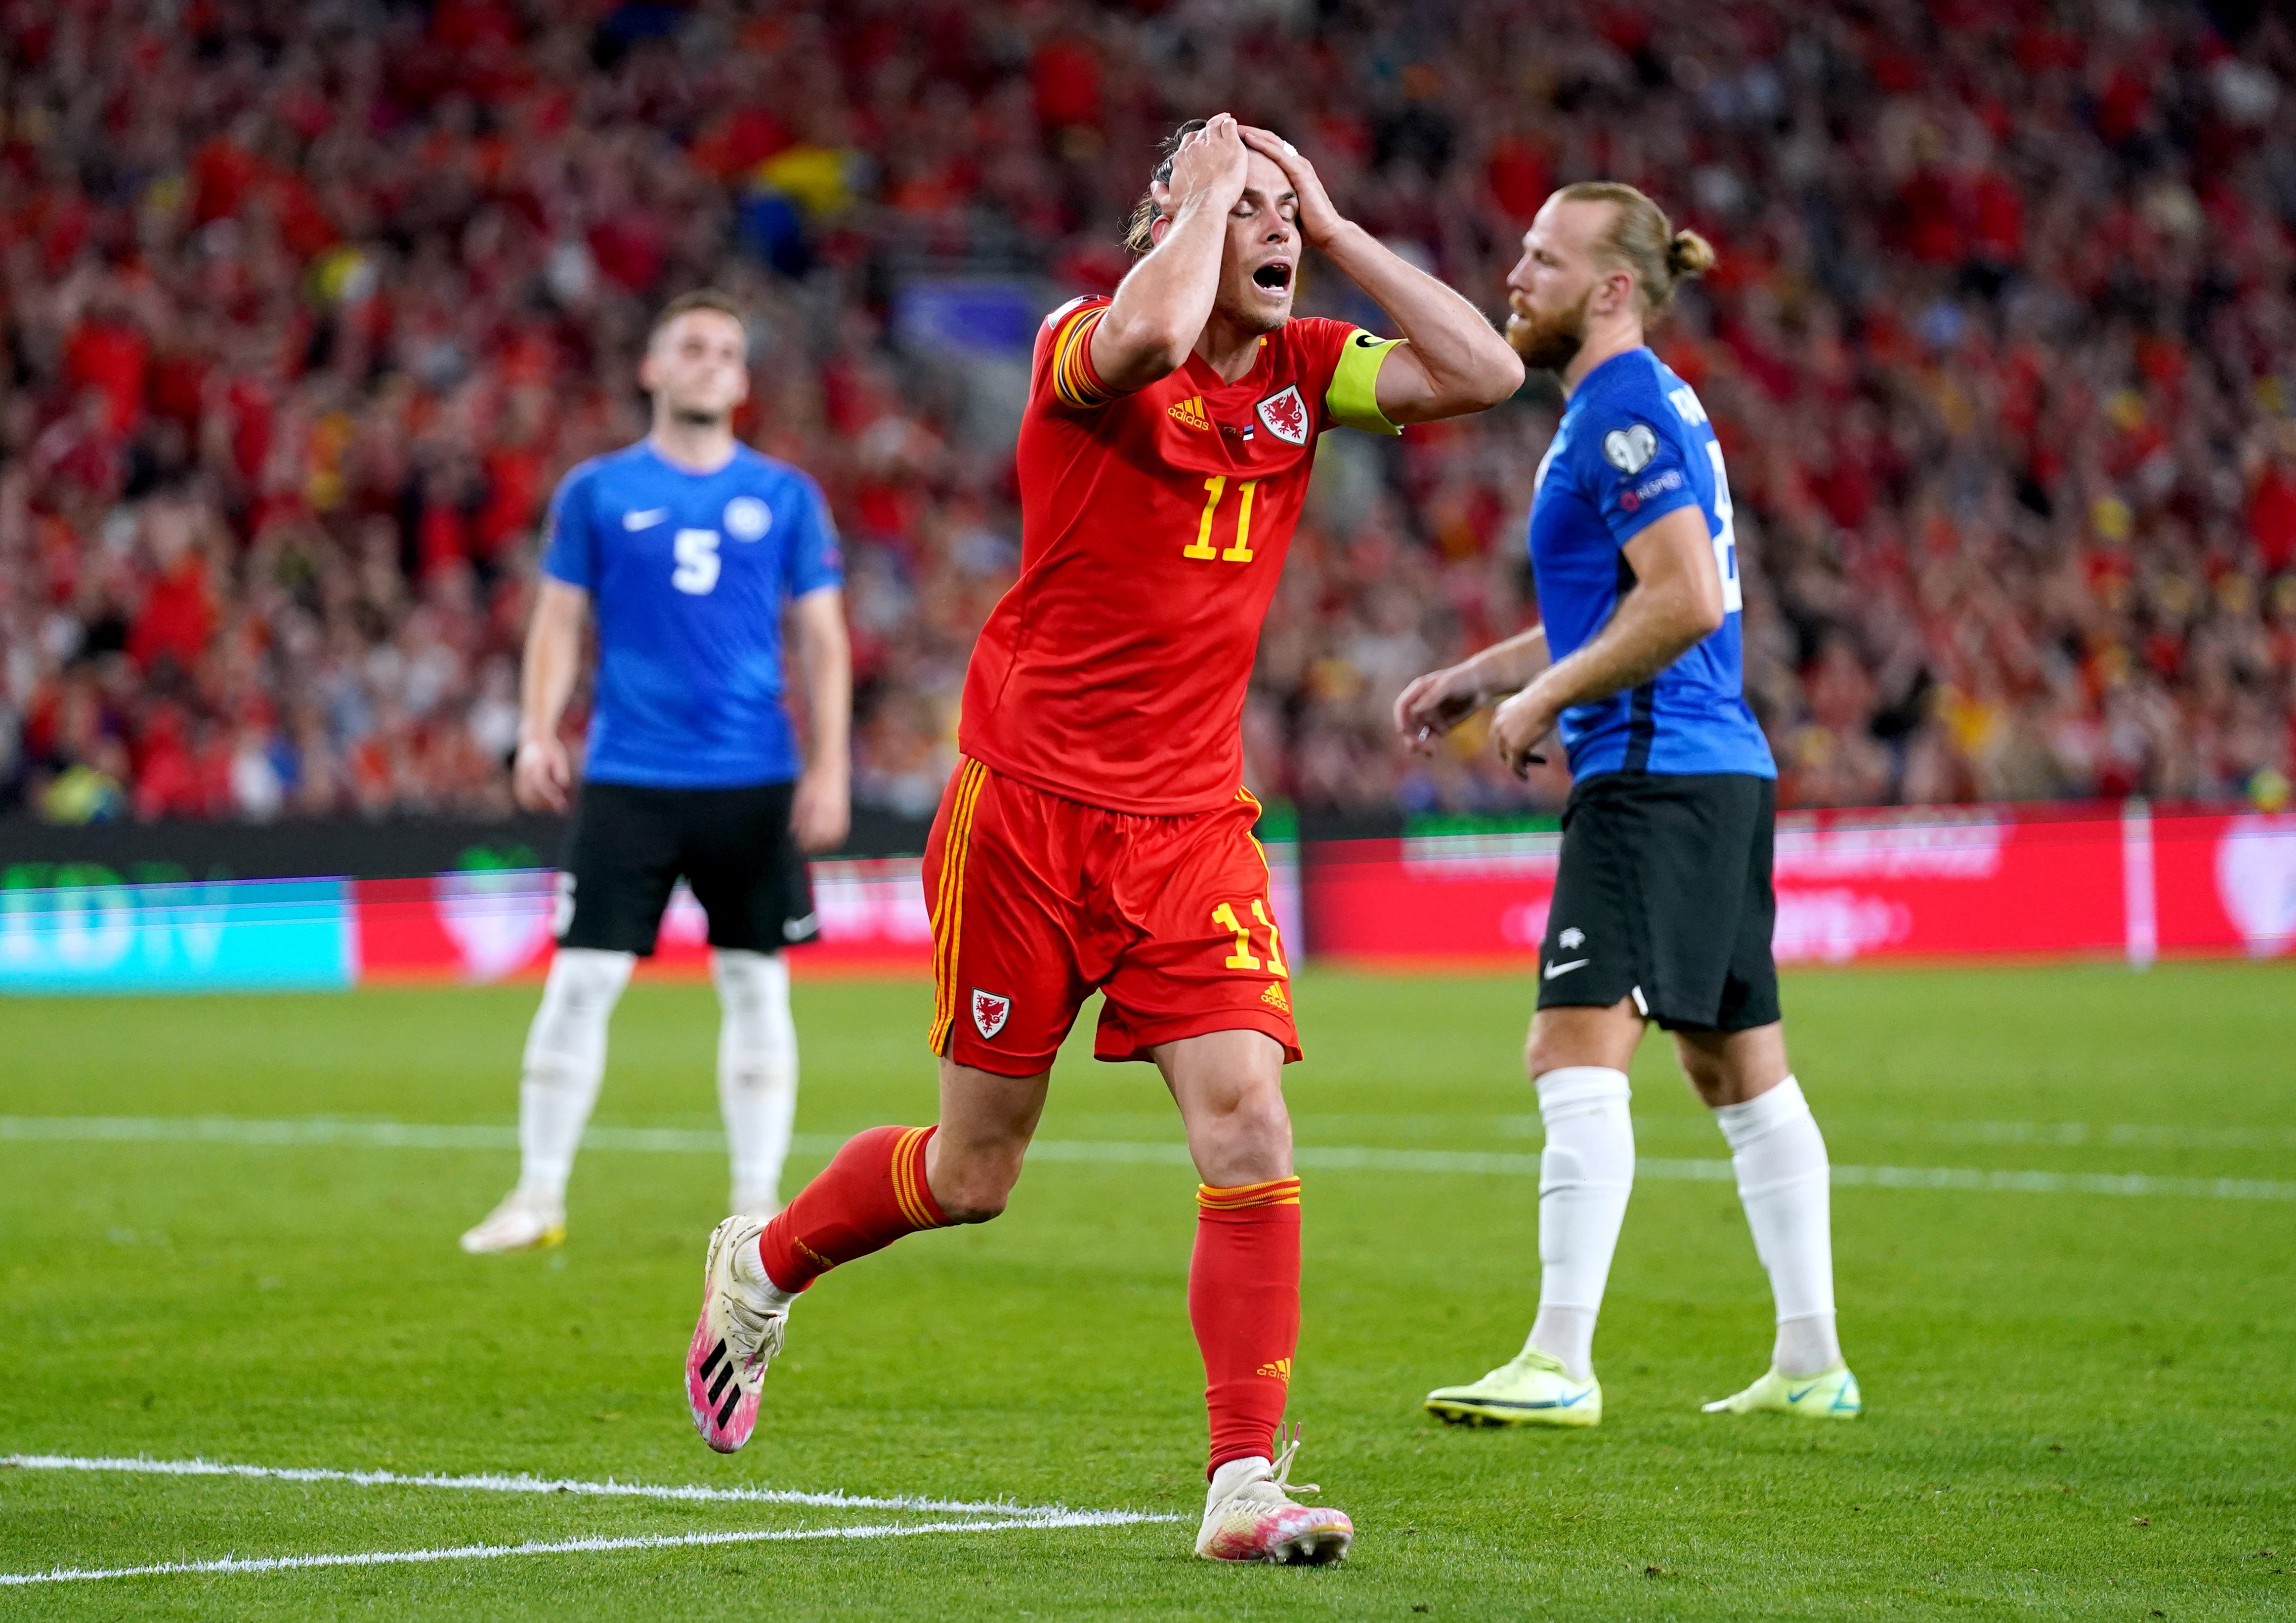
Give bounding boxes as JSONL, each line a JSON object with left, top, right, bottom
{"left": 1, "top": 962, "right": 2292, "bottom": 1618}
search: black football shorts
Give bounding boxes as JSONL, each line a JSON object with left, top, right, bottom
{"left": 1534, "top": 770, "right": 1780, "bottom": 1033}
{"left": 554, "top": 779, "right": 817, "bottom": 957}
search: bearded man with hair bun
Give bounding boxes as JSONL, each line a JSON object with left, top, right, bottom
{"left": 1400, "top": 183, "right": 1862, "bottom": 1432}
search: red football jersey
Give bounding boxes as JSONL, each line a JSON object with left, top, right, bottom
{"left": 958, "top": 295, "right": 1400, "bottom": 814}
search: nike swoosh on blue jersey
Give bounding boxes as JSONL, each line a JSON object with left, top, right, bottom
{"left": 623, "top": 508, "right": 669, "bottom": 530}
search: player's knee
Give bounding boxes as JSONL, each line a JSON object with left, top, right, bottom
{"left": 934, "top": 1180, "right": 1010, "bottom": 1225}
{"left": 711, "top": 948, "right": 786, "bottom": 1016}
{"left": 1189, "top": 1087, "right": 1292, "bottom": 1185}
{"left": 1237, "top": 1091, "right": 1292, "bottom": 1156}
{"left": 1672, "top": 1046, "right": 1723, "bottom": 1099}
{"left": 1673, "top": 1029, "right": 1782, "bottom": 1107}
{"left": 549, "top": 947, "right": 635, "bottom": 1007}
{"left": 927, "top": 1144, "right": 1023, "bottom": 1224}
{"left": 527, "top": 948, "right": 634, "bottom": 1061}
{"left": 1525, "top": 1029, "right": 1580, "bottom": 1081}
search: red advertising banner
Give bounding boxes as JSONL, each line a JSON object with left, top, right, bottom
{"left": 2150, "top": 810, "right": 2296, "bottom": 959}
{"left": 337, "top": 803, "right": 2294, "bottom": 983}
{"left": 1302, "top": 803, "right": 2292, "bottom": 969}
{"left": 352, "top": 858, "right": 935, "bottom": 982}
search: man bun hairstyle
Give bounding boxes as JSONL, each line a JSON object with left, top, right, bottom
{"left": 649, "top": 287, "right": 749, "bottom": 344}
{"left": 1556, "top": 181, "right": 1716, "bottom": 313}
{"left": 1123, "top": 118, "right": 1209, "bottom": 252}
{"left": 1665, "top": 229, "right": 1717, "bottom": 281}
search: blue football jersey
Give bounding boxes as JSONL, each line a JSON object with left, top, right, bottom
{"left": 1527, "top": 348, "right": 1774, "bottom": 779}
{"left": 541, "top": 440, "right": 843, "bottom": 789}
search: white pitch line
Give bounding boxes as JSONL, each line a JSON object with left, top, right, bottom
{"left": 1867, "top": 1119, "right": 2296, "bottom": 1152}
{"left": 0, "top": 1454, "right": 1137, "bottom": 1521}
{"left": 0, "top": 1513, "right": 1173, "bottom": 1587}
{"left": 3, "top": 1116, "right": 2293, "bottom": 1202}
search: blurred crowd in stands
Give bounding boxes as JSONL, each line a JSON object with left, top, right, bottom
{"left": 3, "top": 0, "right": 2294, "bottom": 826}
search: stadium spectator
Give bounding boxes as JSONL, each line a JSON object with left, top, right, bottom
{"left": 1, "top": 0, "right": 2292, "bottom": 825}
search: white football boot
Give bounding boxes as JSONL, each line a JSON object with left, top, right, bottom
{"left": 685, "top": 1214, "right": 787, "bottom": 1452}
{"left": 1194, "top": 1430, "right": 1354, "bottom": 1565}
{"left": 458, "top": 1189, "right": 565, "bottom": 1254}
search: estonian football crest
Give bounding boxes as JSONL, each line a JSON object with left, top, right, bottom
{"left": 723, "top": 496, "right": 771, "bottom": 541}
{"left": 971, "top": 989, "right": 1012, "bottom": 1040}
{"left": 1255, "top": 384, "right": 1310, "bottom": 446}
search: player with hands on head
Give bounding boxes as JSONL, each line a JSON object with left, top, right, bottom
{"left": 1402, "top": 184, "right": 1860, "bottom": 1430}
{"left": 460, "top": 289, "right": 850, "bottom": 1257}
{"left": 681, "top": 113, "right": 1522, "bottom": 1566}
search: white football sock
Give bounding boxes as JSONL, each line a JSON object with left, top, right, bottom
{"left": 1208, "top": 1455, "right": 1271, "bottom": 1509}
{"left": 515, "top": 947, "right": 635, "bottom": 1210}
{"left": 732, "top": 1223, "right": 800, "bottom": 1313}
{"left": 1526, "top": 1066, "right": 1634, "bottom": 1383}
{"left": 1713, "top": 1075, "right": 1841, "bottom": 1376}
{"left": 712, "top": 948, "right": 799, "bottom": 1215}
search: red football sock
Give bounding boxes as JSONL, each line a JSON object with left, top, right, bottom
{"left": 758, "top": 1125, "right": 948, "bottom": 1292}
{"left": 1190, "top": 1177, "right": 1302, "bottom": 1476}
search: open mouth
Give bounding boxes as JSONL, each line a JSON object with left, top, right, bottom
{"left": 1252, "top": 261, "right": 1293, "bottom": 292}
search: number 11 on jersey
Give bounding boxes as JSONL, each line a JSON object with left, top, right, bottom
{"left": 1185, "top": 477, "right": 1258, "bottom": 564}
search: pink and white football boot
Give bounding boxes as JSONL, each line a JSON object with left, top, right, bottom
{"left": 684, "top": 1214, "right": 786, "bottom": 1453}
{"left": 1193, "top": 1430, "right": 1354, "bottom": 1565}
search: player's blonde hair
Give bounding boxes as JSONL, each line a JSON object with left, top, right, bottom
{"left": 1556, "top": 181, "right": 1715, "bottom": 313}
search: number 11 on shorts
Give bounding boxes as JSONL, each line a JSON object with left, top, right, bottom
{"left": 1213, "top": 899, "right": 1288, "bottom": 977}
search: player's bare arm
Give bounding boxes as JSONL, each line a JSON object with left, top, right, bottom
{"left": 513, "top": 578, "right": 589, "bottom": 813}
{"left": 1240, "top": 128, "right": 1524, "bottom": 421}
{"left": 1393, "top": 624, "right": 1550, "bottom": 752}
{"left": 1089, "top": 114, "right": 1251, "bottom": 392}
{"left": 788, "top": 585, "right": 851, "bottom": 854}
{"left": 1489, "top": 504, "right": 1725, "bottom": 774}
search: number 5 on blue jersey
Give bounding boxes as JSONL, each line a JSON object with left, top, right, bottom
{"left": 538, "top": 441, "right": 844, "bottom": 789}
{"left": 673, "top": 529, "right": 721, "bottom": 594}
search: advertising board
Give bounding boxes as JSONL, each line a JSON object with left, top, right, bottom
{"left": 1, "top": 806, "right": 2285, "bottom": 994}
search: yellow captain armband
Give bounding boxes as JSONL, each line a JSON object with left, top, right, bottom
{"left": 1325, "top": 329, "right": 1404, "bottom": 435}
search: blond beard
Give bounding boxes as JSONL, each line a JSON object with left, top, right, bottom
{"left": 1506, "top": 289, "right": 1591, "bottom": 373}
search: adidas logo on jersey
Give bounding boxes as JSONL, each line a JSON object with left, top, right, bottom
{"left": 1261, "top": 982, "right": 1290, "bottom": 1012}
{"left": 1255, "top": 1357, "right": 1293, "bottom": 1382}
{"left": 1168, "top": 395, "right": 1213, "bottom": 432}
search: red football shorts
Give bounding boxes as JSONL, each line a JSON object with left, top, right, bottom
{"left": 923, "top": 758, "right": 1302, "bottom": 1078}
